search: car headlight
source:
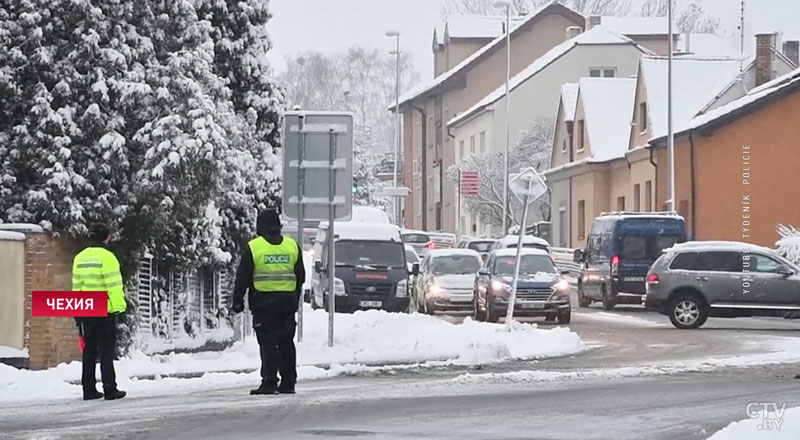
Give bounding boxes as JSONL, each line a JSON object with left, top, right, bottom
{"left": 550, "top": 280, "right": 571, "bottom": 301}
{"left": 334, "top": 277, "right": 346, "bottom": 296}
{"left": 427, "top": 283, "right": 446, "bottom": 297}
{"left": 554, "top": 280, "right": 569, "bottom": 291}
{"left": 395, "top": 279, "right": 408, "bottom": 297}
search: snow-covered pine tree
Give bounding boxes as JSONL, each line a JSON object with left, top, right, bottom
{"left": 352, "top": 121, "right": 389, "bottom": 210}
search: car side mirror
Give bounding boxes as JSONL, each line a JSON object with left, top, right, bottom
{"left": 776, "top": 265, "right": 793, "bottom": 278}
{"left": 573, "top": 249, "right": 584, "bottom": 263}
{"left": 411, "top": 263, "right": 420, "bottom": 276}
{"left": 314, "top": 260, "right": 323, "bottom": 273}
{"left": 560, "top": 269, "right": 570, "bottom": 275}
{"left": 478, "top": 268, "right": 490, "bottom": 277}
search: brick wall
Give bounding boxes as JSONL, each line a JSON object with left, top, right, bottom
{"left": 24, "top": 233, "right": 84, "bottom": 370}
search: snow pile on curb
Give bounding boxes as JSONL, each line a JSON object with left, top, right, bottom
{"left": 0, "top": 309, "right": 583, "bottom": 402}
{"left": 707, "top": 407, "right": 800, "bottom": 440}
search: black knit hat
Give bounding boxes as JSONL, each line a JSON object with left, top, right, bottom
{"left": 89, "top": 223, "right": 111, "bottom": 243}
{"left": 257, "top": 210, "right": 282, "bottom": 234}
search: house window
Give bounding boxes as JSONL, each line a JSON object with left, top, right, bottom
{"left": 576, "top": 120, "right": 585, "bottom": 152}
{"left": 590, "top": 68, "right": 616, "bottom": 78}
{"left": 633, "top": 184, "right": 641, "bottom": 212}
{"left": 459, "top": 140, "right": 465, "bottom": 161}
{"left": 479, "top": 131, "right": 486, "bottom": 153}
{"left": 561, "top": 139, "right": 567, "bottom": 153}
{"left": 578, "top": 200, "right": 586, "bottom": 241}
{"left": 617, "top": 196, "right": 625, "bottom": 211}
{"left": 645, "top": 180, "right": 652, "bottom": 211}
{"left": 558, "top": 206, "right": 567, "bottom": 247}
{"left": 639, "top": 102, "right": 648, "bottom": 132}
{"left": 470, "top": 135, "right": 476, "bottom": 154}
{"left": 416, "top": 186, "right": 422, "bottom": 216}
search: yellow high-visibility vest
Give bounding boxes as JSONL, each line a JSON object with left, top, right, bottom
{"left": 248, "top": 236, "right": 299, "bottom": 293}
{"left": 72, "top": 247, "right": 127, "bottom": 314}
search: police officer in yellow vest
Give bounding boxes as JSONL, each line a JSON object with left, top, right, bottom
{"left": 72, "top": 223, "right": 127, "bottom": 401}
{"left": 233, "top": 210, "right": 305, "bottom": 395}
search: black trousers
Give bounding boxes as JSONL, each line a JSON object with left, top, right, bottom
{"left": 81, "top": 316, "right": 118, "bottom": 392}
{"left": 253, "top": 311, "right": 297, "bottom": 387}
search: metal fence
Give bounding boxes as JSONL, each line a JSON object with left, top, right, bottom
{"left": 552, "top": 247, "right": 581, "bottom": 277}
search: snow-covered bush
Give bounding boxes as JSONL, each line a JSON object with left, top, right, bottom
{"left": 777, "top": 225, "right": 800, "bottom": 265}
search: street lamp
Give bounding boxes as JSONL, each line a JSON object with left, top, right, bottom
{"left": 385, "top": 30, "right": 402, "bottom": 226}
{"left": 494, "top": 0, "right": 511, "bottom": 234}
{"left": 667, "top": 0, "right": 675, "bottom": 212}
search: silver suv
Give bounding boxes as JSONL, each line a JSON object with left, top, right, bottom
{"left": 644, "top": 241, "right": 800, "bottom": 329}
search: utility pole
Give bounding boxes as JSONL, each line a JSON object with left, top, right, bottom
{"left": 494, "top": 0, "right": 512, "bottom": 233}
{"left": 667, "top": 0, "right": 675, "bottom": 212}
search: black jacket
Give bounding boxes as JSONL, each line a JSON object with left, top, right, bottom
{"left": 232, "top": 231, "right": 305, "bottom": 315}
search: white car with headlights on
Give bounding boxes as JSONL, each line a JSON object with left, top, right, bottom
{"left": 473, "top": 249, "right": 572, "bottom": 324}
{"left": 415, "top": 249, "right": 483, "bottom": 315}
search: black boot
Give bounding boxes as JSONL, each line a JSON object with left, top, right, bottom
{"left": 250, "top": 383, "right": 279, "bottom": 395}
{"left": 278, "top": 383, "right": 295, "bottom": 394}
{"left": 83, "top": 389, "right": 104, "bottom": 401}
{"left": 104, "top": 388, "right": 127, "bottom": 400}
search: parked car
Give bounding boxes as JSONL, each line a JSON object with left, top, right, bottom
{"left": 474, "top": 249, "right": 572, "bottom": 324}
{"left": 574, "top": 212, "right": 687, "bottom": 310}
{"left": 428, "top": 231, "right": 457, "bottom": 249}
{"left": 351, "top": 206, "right": 392, "bottom": 224}
{"left": 414, "top": 249, "right": 483, "bottom": 315}
{"left": 644, "top": 241, "right": 800, "bottom": 329}
{"left": 489, "top": 235, "right": 551, "bottom": 254}
{"left": 312, "top": 221, "right": 418, "bottom": 313}
{"left": 402, "top": 230, "right": 434, "bottom": 257}
{"left": 458, "top": 238, "right": 497, "bottom": 261}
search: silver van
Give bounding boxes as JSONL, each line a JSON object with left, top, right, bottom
{"left": 644, "top": 241, "right": 800, "bottom": 329}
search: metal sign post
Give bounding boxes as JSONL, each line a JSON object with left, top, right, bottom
{"left": 283, "top": 111, "right": 353, "bottom": 347}
{"left": 505, "top": 168, "right": 548, "bottom": 330}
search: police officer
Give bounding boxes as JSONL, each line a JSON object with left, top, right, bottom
{"left": 233, "top": 210, "right": 305, "bottom": 395}
{"left": 72, "top": 223, "right": 127, "bottom": 401}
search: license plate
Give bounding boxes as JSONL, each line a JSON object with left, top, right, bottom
{"left": 625, "top": 276, "right": 645, "bottom": 282}
{"left": 520, "top": 302, "right": 546, "bottom": 309}
{"left": 359, "top": 300, "right": 382, "bottom": 308}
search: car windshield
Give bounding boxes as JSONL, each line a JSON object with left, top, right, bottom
{"left": 468, "top": 241, "right": 494, "bottom": 253}
{"left": 620, "top": 235, "right": 684, "bottom": 260}
{"left": 335, "top": 240, "right": 405, "bottom": 269}
{"left": 402, "top": 233, "right": 430, "bottom": 244}
{"left": 494, "top": 255, "right": 557, "bottom": 275}
{"left": 430, "top": 255, "right": 482, "bottom": 275}
{"left": 405, "top": 250, "right": 419, "bottom": 263}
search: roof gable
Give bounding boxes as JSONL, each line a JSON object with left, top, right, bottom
{"left": 396, "top": 1, "right": 584, "bottom": 109}
{"left": 447, "top": 26, "right": 640, "bottom": 126}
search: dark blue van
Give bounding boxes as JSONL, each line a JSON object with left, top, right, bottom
{"left": 573, "top": 213, "right": 687, "bottom": 310}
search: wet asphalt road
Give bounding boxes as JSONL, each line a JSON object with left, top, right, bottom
{"left": 2, "top": 293, "right": 800, "bottom": 440}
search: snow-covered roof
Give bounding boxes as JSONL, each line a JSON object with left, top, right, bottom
{"left": 578, "top": 77, "right": 637, "bottom": 163}
{"left": 669, "top": 240, "right": 774, "bottom": 254}
{"left": 428, "top": 248, "right": 482, "bottom": 258}
{"left": 448, "top": 26, "right": 638, "bottom": 127}
{"left": 396, "top": 1, "right": 583, "bottom": 109}
{"left": 597, "top": 212, "right": 684, "bottom": 221}
{"left": 493, "top": 248, "right": 550, "bottom": 257}
{"left": 676, "top": 33, "right": 739, "bottom": 57}
{"left": 445, "top": 15, "right": 526, "bottom": 40}
{"left": 0, "top": 231, "right": 25, "bottom": 241}
{"left": 498, "top": 235, "right": 550, "bottom": 246}
{"left": 599, "top": 16, "right": 672, "bottom": 36}
{"left": 543, "top": 157, "right": 591, "bottom": 176}
{"left": 641, "top": 55, "right": 744, "bottom": 140}
{"left": 0, "top": 223, "right": 44, "bottom": 233}
{"left": 653, "top": 66, "right": 800, "bottom": 142}
{"left": 561, "top": 83, "right": 579, "bottom": 122}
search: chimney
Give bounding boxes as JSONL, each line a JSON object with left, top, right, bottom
{"left": 755, "top": 33, "right": 775, "bottom": 86}
{"left": 783, "top": 40, "right": 800, "bottom": 67}
{"left": 588, "top": 15, "right": 602, "bottom": 29}
{"left": 566, "top": 26, "right": 582, "bottom": 41}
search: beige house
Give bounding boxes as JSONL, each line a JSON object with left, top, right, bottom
{"left": 396, "top": 2, "right": 585, "bottom": 232}
{"left": 448, "top": 26, "right": 647, "bottom": 237}
{"left": 547, "top": 32, "right": 799, "bottom": 249}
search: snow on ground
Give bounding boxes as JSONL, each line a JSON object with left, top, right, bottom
{"left": 0, "top": 346, "right": 29, "bottom": 358}
{"left": 141, "top": 326, "right": 234, "bottom": 355}
{"left": 0, "top": 308, "right": 584, "bottom": 402}
{"left": 574, "top": 311, "right": 665, "bottom": 328}
{"left": 707, "top": 407, "right": 800, "bottom": 440}
{"left": 452, "top": 336, "right": 800, "bottom": 385}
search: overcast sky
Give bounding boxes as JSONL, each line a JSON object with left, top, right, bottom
{"left": 267, "top": 0, "right": 800, "bottom": 84}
